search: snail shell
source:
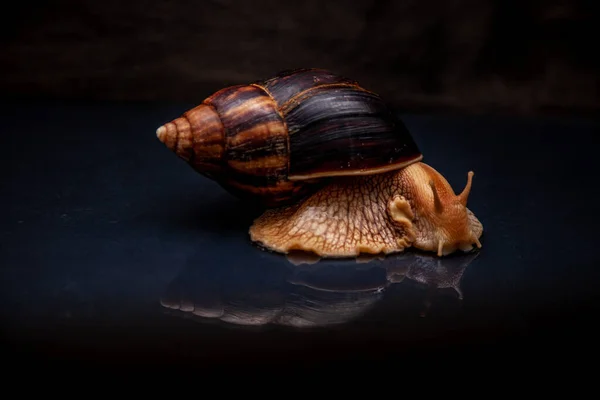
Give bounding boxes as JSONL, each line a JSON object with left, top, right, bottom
{"left": 156, "top": 68, "right": 423, "bottom": 206}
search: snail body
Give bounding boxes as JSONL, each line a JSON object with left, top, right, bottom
{"left": 157, "top": 68, "right": 483, "bottom": 257}
{"left": 250, "top": 162, "right": 483, "bottom": 257}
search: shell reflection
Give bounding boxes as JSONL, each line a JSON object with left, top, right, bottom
{"left": 160, "top": 250, "right": 480, "bottom": 329}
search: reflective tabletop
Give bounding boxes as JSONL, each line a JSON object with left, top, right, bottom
{"left": 1, "top": 101, "right": 599, "bottom": 372}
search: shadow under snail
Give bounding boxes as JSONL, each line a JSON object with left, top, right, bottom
{"left": 156, "top": 68, "right": 483, "bottom": 258}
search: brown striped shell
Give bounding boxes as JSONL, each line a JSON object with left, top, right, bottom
{"left": 156, "top": 68, "right": 423, "bottom": 206}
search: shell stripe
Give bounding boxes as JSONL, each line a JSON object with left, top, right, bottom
{"left": 203, "top": 84, "right": 290, "bottom": 189}
{"left": 184, "top": 104, "right": 225, "bottom": 172}
{"left": 250, "top": 83, "right": 291, "bottom": 175}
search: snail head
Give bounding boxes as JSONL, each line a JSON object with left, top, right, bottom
{"left": 402, "top": 164, "right": 483, "bottom": 257}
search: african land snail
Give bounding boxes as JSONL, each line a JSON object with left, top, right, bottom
{"left": 156, "top": 68, "right": 484, "bottom": 258}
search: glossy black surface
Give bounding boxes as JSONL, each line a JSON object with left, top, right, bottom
{"left": 1, "top": 101, "right": 599, "bottom": 373}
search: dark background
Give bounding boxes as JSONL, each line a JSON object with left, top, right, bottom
{"left": 2, "top": 0, "right": 600, "bottom": 379}
{"left": 2, "top": 0, "right": 599, "bottom": 115}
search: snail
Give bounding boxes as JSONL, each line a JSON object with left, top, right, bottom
{"left": 156, "top": 68, "right": 483, "bottom": 258}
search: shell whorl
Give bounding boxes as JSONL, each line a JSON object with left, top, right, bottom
{"left": 156, "top": 103, "right": 224, "bottom": 178}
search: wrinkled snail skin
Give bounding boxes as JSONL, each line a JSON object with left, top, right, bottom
{"left": 156, "top": 68, "right": 423, "bottom": 207}
{"left": 249, "top": 162, "right": 483, "bottom": 258}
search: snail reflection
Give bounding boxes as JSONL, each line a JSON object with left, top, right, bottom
{"left": 160, "top": 250, "right": 479, "bottom": 328}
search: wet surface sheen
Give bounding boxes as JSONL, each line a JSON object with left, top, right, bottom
{"left": 1, "top": 101, "right": 599, "bottom": 372}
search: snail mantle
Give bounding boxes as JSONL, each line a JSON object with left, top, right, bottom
{"left": 156, "top": 68, "right": 483, "bottom": 258}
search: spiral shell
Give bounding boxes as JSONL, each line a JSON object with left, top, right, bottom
{"left": 156, "top": 68, "right": 423, "bottom": 206}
